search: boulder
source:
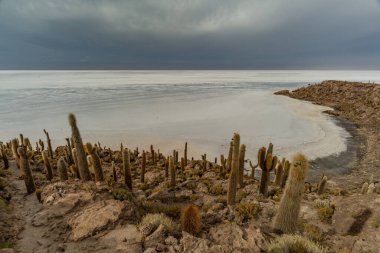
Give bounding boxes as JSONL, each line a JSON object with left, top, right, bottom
{"left": 68, "top": 199, "right": 125, "bottom": 241}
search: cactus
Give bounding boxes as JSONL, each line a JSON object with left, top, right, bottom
{"left": 38, "top": 139, "right": 45, "bottom": 151}
{"left": 184, "top": 142, "right": 188, "bottom": 166}
{"left": 169, "top": 156, "right": 176, "bottom": 188}
{"left": 85, "top": 143, "right": 104, "bottom": 182}
{"left": 57, "top": 157, "right": 68, "bottom": 181}
{"left": 11, "top": 139, "right": 20, "bottom": 168}
{"left": 65, "top": 138, "right": 73, "bottom": 161}
{"left": 68, "top": 113, "right": 91, "bottom": 181}
{"left": 0, "top": 146, "right": 9, "bottom": 169}
{"left": 249, "top": 161, "right": 258, "bottom": 179}
{"left": 226, "top": 140, "right": 233, "bottom": 172}
{"left": 238, "top": 144, "right": 246, "bottom": 187}
{"left": 123, "top": 148, "right": 132, "bottom": 190}
{"left": 281, "top": 160, "right": 291, "bottom": 188}
{"left": 361, "top": 182, "right": 369, "bottom": 194}
{"left": 202, "top": 154, "right": 207, "bottom": 171}
{"left": 274, "top": 162, "right": 284, "bottom": 186}
{"left": 181, "top": 204, "right": 201, "bottom": 236}
{"left": 71, "top": 148, "right": 80, "bottom": 179}
{"left": 43, "top": 129, "right": 53, "bottom": 159}
{"left": 317, "top": 176, "right": 328, "bottom": 195}
{"left": 220, "top": 154, "right": 226, "bottom": 177}
{"left": 273, "top": 153, "right": 309, "bottom": 233}
{"left": 42, "top": 150, "right": 53, "bottom": 181}
{"left": 17, "top": 147, "right": 36, "bottom": 194}
{"left": 23, "top": 137, "right": 33, "bottom": 152}
{"left": 258, "top": 143, "right": 278, "bottom": 196}
{"left": 141, "top": 151, "right": 146, "bottom": 183}
{"left": 180, "top": 157, "right": 185, "bottom": 172}
{"left": 19, "top": 134, "right": 24, "bottom": 147}
{"left": 227, "top": 133, "right": 240, "bottom": 206}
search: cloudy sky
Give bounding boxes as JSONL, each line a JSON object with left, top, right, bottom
{"left": 1, "top": 0, "right": 380, "bottom": 69}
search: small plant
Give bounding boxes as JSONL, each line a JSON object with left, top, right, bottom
{"left": 181, "top": 204, "right": 201, "bottom": 236}
{"left": 112, "top": 187, "right": 134, "bottom": 201}
{"left": 139, "top": 213, "right": 176, "bottom": 232}
{"left": 267, "top": 234, "right": 328, "bottom": 253}
{"left": 0, "top": 241, "right": 14, "bottom": 249}
{"left": 303, "top": 223, "right": 324, "bottom": 243}
{"left": 370, "top": 219, "right": 380, "bottom": 229}
{"left": 142, "top": 201, "right": 182, "bottom": 218}
{"left": 209, "top": 184, "right": 225, "bottom": 195}
{"left": 317, "top": 206, "right": 334, "bottom": 223}
{"left": 235, "top": 202, "right": 261, "bottom": 223}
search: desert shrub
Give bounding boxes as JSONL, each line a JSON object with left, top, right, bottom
{"left": 236, "top": 190, "right": 248, "bottom": 202}
{"left": 370, "top": 218, "right": 380, "bottom": 228}
{"left": 209, "top": 184, "right": 225, "bottom": 195}
{"left": 0, "top": 241, "right": 14, "bottom": 249}
{"left": 0, "top": 197, "right": 9, "bottom": 211}
{"left": 317, "top": 206, "right": 334, "bottom": 223}
{"left": 142, "top": 200, "right": 181, "bottom": 218}
{"left": 267, "top": 234, "right": 328, "bottom": 253}
{"left": 139, "top": 213, "right": 176, "bottom": 232}
{"left": 216, "top": 196, "right": 227, "bottom": 205}
{"left": 303, "top": 223, "right": 324, "bottom": 242}
{"left": 112, "top": 187, "right": 134, "bottom": 201}
{"left": 235, "top": 202, "right": 261, "bottom": 223}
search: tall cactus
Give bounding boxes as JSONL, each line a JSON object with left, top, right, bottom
{"left": 0, "top": 145, "right": 9, "bottom": 169}
{"left": 169, "top": 156, "right": 176, "bottom": 188}
{"left": 273, "top": 153, "right": 308, "bottom": 233}
{"left": 141, "top": 151, "right": 146, "bottom": 183}
{"left": 184, "top": 142, "right": 188, "bottom": 166}
{"left": 85, "top": 143, "right": 104, "bottom": 182}
{"left": 42, "top": 150, "right": 53, "bottom": 181}
{"left": 281, "top": 160, "right": 291, "bottom": 188}
{"left": 57, "top": 157, "right": 68, "bottom": 181}
{"left": 43, "top": 129, "right": 53, "bottom": 159}
{"left": 226, "top": 140, "right": 233, "bottom": 172}
{"left": 227, "top": 133, "right": 240, "bottom": 206}
{"left": 68, "top": 113, "right": 91, "bottom": 181}
{"left": 317, "top": 176, "right": 328, "bottom": 195}
{"left": 258, "top": 143, "right": 278, "bottom": 196}
{"left": 71, "top": 148, "right": 80, "bottom": 179}
{"left": 38, "top": 139, "right": 45, "bottom": 151}
{"left": 11, "top": 138, "right": 20, "bottom": 168}
{"left": 220, "top": 154, "right": 226, "bottom": 178}
{"left": 123, "top": 148, "right": 132, "bottom": 190}
{"left": 238, "top": 144, "right": 246, "bottom": 187}
{"left": 17, "top": 147, "right": 36, "bottom": 194}
{"left": 274, "top": 161, "right": 284, "bottom": 186}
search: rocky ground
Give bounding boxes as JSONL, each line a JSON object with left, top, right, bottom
{"left": 0, "top": 80, "right": 379, "bottom": 253}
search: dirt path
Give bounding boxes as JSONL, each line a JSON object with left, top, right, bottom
{"left": 6, "top": 160, "right": 50, "bottom": 253}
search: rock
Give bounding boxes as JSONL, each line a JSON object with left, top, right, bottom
{"left": 144, "top": 224, "right": 166, "bottom": 249}
{"left": 143, "top": 248, "right": 157, "bottom": 253}
{"left": 102, "top": 224, "right": 143, "bottom": 253}
{"left": 274, "top": 89, "right": 290, "bottom": 96}
{"left": 165, "top": 236, "right": 178, "bottom": 245}
{"left": 68, "top": 199, "right": 125, "bottom": 241}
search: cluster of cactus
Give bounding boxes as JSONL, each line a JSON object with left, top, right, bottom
{"left": 0, "top": 144, "right": 9, "bottom": 169}
{"left": 17, "top": 146, "right": 36, "bottom": 194}
{"left": 85, "top": 143, "right": 104, "bottom": 182}
{"left": 258, "top": 143, "right": 278, "bottom": 196}
{"left": 43, "top": 129, "right": 54, "bottom": 159}
{"left": 361, "top": 176, "right": 377, "bottom": 194}
{"left": 273, "top": 153, "right": 309, "bottom": 233}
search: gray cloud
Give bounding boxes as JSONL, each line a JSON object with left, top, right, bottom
{"left": 0, "top": 0, "right": 380, "bottom": 69}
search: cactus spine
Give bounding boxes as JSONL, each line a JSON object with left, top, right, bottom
{"left": 42, "top": 150, "right": 53, "bottom": 181}
{"left": 17, "top": 147, "right": 36, "bottom": 194}
{"left": 123, "top": 148, "right": 132, "bottom": 190}
{"left": 141, "top": 151, "right": 146, "bottom": 183}
{"left": 85, "top": 143, "right": 104, "bottom": 182}
{"left": 227, "top": 133, "right": 240, "bottom": 206}
{"left": 181, "top": 204, "right": 201, "bottom": 236}
{"left": 317, "top": 176, "right": 328, "bottom": 195}
{"left": 43, "top": 129, "right": 53, "bottom": 159}
{"left": 169, "top": 156, "right": 176, "bottom": 187}
{"left": 258, "top": 143, "right": 278, "bottom": 196}
{"left": 58, "top": 157, "right": 68, "bottom": 181}
{"left": 273, "top": 153, "right": 309, "bottom": 233}
{"left": 238, "top": 144, "right": 246, "bottom": 187}
{"left": 68, "top": 113, "right": 91, "bottom": 181}
{"left": 184, "top": 142, "right": 188, "bottom": 166}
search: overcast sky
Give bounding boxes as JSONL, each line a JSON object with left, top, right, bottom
{"left": 1, "top": 0, "right": 380, "bottom": 70}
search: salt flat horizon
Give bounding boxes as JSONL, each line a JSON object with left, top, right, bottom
{"left": 1, "top": 70, "right": 379, "bottom": 164}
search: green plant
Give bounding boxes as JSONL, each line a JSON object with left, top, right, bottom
{"left": 142, "top": 201, "right": 182, "bottom": 218}
{"left": 370, "top": 219, "right": 380, "bottom": 229}
{"left": 267, "top": 234, "right": 328, "bottom": 253}
{"left": 317, "top": 206, "right": 334, "bottom": 223}
{"left": 209, "top": 184, "right": 225, "bottom": 195}
{"left": 181, "top": 204, "right": 201, "bottom": 236}
{"left": 258, "top": 143, "right": 278, "bottom": 196}
{"left": 0, "top": 241, "right": 14, "bottom": 249}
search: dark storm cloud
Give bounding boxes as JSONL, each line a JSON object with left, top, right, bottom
{"left": 0, "top": 0, "right": 380, "bottom": 69}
